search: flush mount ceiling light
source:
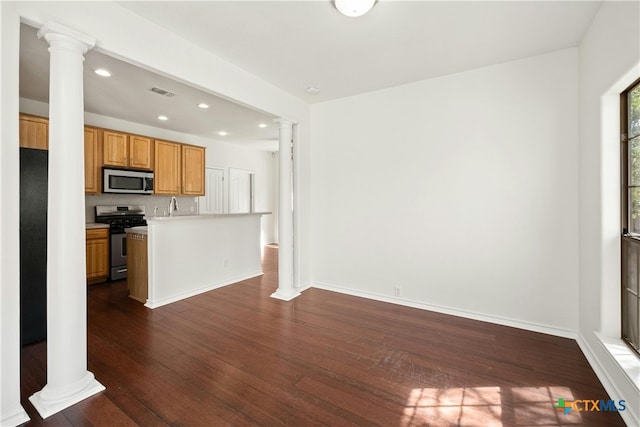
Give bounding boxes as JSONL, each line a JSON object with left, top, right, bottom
{"left": 157, "top": 115, "right": 168, "bottom": 121}
{"left": 218, "top": 131, "right": 228, "bottom": 136}
{"left": 334, "top": 0, "right": 375, "bottom": 17}
{"left": 197, "top": 103, "right": 209, "bottom": 109}
{"left": 258, "top": 123, "right": 267, "bottom": 128}
{"left": 94, "top": 68, "right": 111, "bottom": 77}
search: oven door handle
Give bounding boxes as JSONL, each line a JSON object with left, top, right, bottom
{"left": 116, "top": 268, "right": 127, "bottom": 273}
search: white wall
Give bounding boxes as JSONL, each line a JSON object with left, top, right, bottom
{"left": 578, "top": 2, "right": 640, "bottom": 426}
{"left": 0, "top": 4, "right": 30, "bottom": 426}
{"left": 203, "top": 137, "right": 276, "bottom": 243}
{"left": 310, "top": 49, "right": 579, "bottom": 336}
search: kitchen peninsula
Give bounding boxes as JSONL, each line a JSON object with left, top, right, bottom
{"left": 127, "top": 213, "right": 269, "bottom": 308}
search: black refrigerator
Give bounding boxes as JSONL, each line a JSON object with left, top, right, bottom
{"left": 20, "top": 147, "right": 48, "bottom": 346}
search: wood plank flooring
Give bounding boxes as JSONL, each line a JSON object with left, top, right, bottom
{"left": 20, "top": 246, "right": 626, "bottom": 426}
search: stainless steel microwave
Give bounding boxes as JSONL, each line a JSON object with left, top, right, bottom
{"left": 103, "top": 168, "right": 154, "bottom": 194}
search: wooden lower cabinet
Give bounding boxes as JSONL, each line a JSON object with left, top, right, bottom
{"left": 86, "top": 228, "right": 109, "bottom": 284}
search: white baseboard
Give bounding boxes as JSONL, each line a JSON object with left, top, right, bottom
{"left": 311, "top": 281, "right": 576, "bottom": 338}
{"left": 145, "top": 271, "right": 263, "bottom": 309}
{"left": 0, "top": 408, "right": 30, "bottom": 427}
{"left": 295, "top": 282, "right": 312, "bottom": 293}
{"left": 577, "top": 334, "right": 640, "bottom": 427}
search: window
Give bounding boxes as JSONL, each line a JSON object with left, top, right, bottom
{"left": 621, "top": 78, "right": 640, "bottom": 355}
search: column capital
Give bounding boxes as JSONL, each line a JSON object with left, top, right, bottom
{"left": 37, "top": 21, "right": 95, "bottom": 54}
{"left": 273, "top": 117, "right": 297, "bottom": 127}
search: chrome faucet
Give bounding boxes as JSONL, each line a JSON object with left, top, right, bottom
{"left": 168, "top": 196, "right": 178, "bottom": 217}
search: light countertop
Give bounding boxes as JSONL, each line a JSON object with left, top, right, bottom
{"left": 85, "top": 223, "right": 109, "bottom": 230}
{"left": 145, "top": 212, "right": 271, "bottom": 222}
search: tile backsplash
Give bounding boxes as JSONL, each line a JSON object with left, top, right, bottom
{"left": 85, "top": 193, "right": 199, "bottom": 223}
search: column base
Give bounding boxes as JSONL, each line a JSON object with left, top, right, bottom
{"left": 271, "top": 288, "right": 301, "bottom": 301}
{"left": 0, "top": 408, "right": 30, "bottom": 427}
{"left": 29, "top": 372, "right": 105, "bottom": 419}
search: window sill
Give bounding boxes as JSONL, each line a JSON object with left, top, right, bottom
{"left": 595, "top": 332, "right": 640, "bottom": 392}
{"left": 622, "top": 233, "right": 640, "bottom": 242}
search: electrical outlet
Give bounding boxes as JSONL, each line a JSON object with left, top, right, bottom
{"left": 393, "top": 286, "right": 401, "bottom": 297}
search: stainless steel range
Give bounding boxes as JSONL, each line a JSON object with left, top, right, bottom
{"left": 95, "top": 205, "right": 147, "bottom": 280}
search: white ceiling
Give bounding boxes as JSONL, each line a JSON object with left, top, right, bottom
{"left": 118, "top": 0, "right": 602, "bottom": 103}
{"left": 19, "top": 25, "right": 280, "bottom": 151}
{"left": 20, "top": 1, "right": 602, "bottom": 151}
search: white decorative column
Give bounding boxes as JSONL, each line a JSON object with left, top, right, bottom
{"left": 29, "top": 21, "right": 104, "bottom": 418}
{"left": 271, "top": 118, "right": 300, "bottom": 301}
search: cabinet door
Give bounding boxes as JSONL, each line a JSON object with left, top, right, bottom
{"left": 86, "top": 229, "right": 109, "bottom": 280}
{"left": 84, "top": 127, "right": 100, "bottom": 194}
{"left": 154, "top": 140, "right": 181, "bottom": 195}
{"left": 103, "top": 131, "right": 128, "bottom": 167}
{"left": 182, "top": 145, "right": 205, "bottom": 196}
{"left": 19, "top": 114, "right": 48, "bottom": 150}
{"left": 129, "top": 135, "right": 153, "bottom": 170}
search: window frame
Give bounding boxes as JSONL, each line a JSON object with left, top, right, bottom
{"left": 621, "top": 77, "right": 640, "bottom": 356}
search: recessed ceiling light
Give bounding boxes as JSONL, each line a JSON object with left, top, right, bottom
{"left": 258, "top": 123, "right": 267, "bottom": 128}
{"left": 157, "top": 115, "right": 168, "bottom": 121}
{"left": 218, "top": 131, "right": 228, "bottom": 136}
{"left": 94, "top": 68, "right": 111, "bottom": 77}
{"left": 198, "top": 103, "right": 209, "bottom": 109}
{"left": 305, "top": 86, "right": 320, "bottom": 95}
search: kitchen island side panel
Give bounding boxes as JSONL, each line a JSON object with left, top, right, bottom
{"left": 145, "top": 214, "right": 264, "bottom": 308}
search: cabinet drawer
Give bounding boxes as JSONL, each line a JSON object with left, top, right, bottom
{"left": 86, "top": 228, "right": 108, "bottom": 240}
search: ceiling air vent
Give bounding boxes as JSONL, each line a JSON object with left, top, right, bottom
{"left": 150, "top": 87, "right": 176, "bottom": 97}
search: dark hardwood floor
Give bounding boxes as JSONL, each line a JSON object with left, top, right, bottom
{"left": 20, "top": 246, "right": 626, "bottom": 426}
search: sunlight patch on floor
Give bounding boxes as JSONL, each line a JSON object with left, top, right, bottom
{"left": 402, "top": 386, "right": 583, "bottom": 426}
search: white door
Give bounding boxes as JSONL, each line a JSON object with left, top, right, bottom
{"left": 229, "top": 169, "right": 253, "bottom": 213}
{"left": 200, "top": 167, "right": 224, "bottom": 214}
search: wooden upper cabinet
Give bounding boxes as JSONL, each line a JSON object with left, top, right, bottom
{"left": 103, "top": 130, "right": 128, "bottom": 167}
{"left": 84, "top": 127, "right": 101, "bottom": 194}
{"left": 182, "top": 144, "right": 205, "bottom": 196}
{"left": 103, "top": 131, "right": 152, "bottom": 170}
{"left": 154, "top": 141, "right": 205, "bottom": 196}
{"left": 19, "top": 114, "right": 48, "bottom": 150}
{"left": 129, "top": 135, "right": 153, "bottom": 170}
{"left": 154, "top": 140, "right": 181, "bottom": 195}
